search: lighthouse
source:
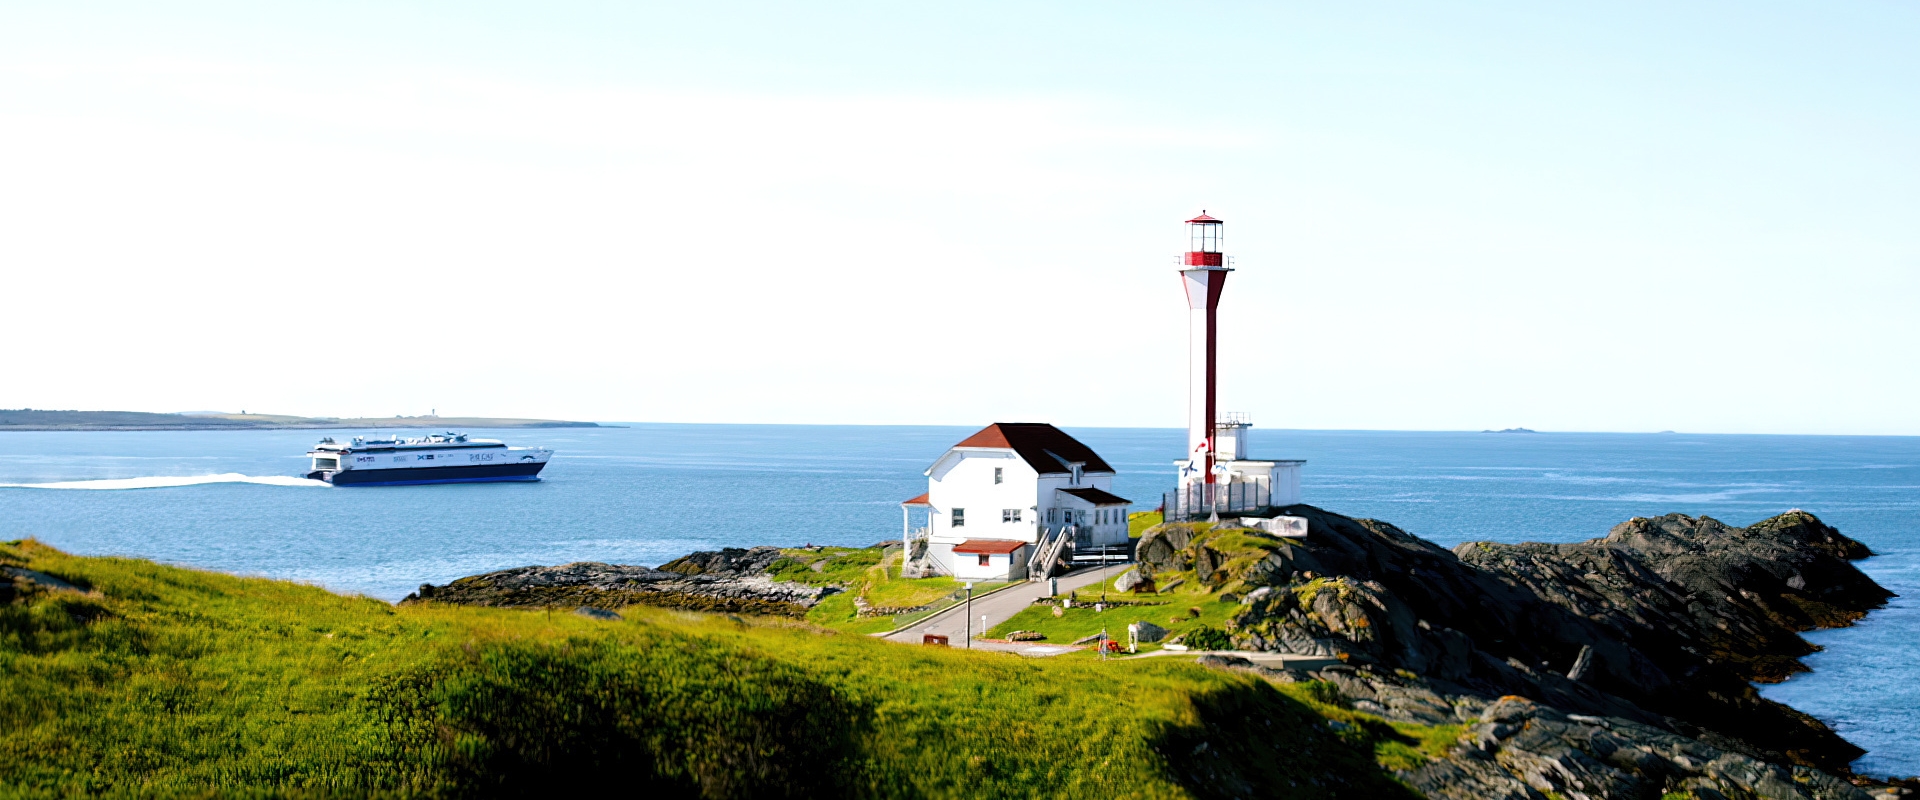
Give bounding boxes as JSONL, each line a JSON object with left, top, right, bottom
{"left": 1167, "top": 212, "right": 1307, "bottom": 522}
{"left": 1179, "top": 212, "right": 1229, "bottom": 488}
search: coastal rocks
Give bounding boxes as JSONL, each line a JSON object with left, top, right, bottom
{"left": 403, "top": 559, "right": 835, "bottom": 617}
{"left": 1142, "top": 506, "right": 1893, "bottom": 780}
{"left": 1195, "top": 657, "right": 1877, "bottom": 800}
{"left": 1397, "top": 693, "right": 1876, "bottom": 800}
{"left": 657, "top": 546, "right": 786, "bottom": 577}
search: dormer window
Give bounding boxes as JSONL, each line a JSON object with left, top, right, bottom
{"left": 1071, "top": 466, "right": 1083, "bottom": 485}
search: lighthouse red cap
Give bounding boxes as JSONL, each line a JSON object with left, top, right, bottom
{"left": 1186, "top": 212, "right": 1222, "bottom": 224}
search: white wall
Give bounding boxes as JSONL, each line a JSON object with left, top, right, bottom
{"left": 1035, "top": 471, "right": 1118, "bottom": 528}
{"left": 952, "top": 549, "right": 1026, "bottom": 582}
{"left": 927, "top": 448, "right": 1039, "bottom": 545}
{"left": 1272, "top": 462, "right": 1302, "bottom": 506}
{"left": 1053, "top": 491, "right": 1130, "bottom": 547}
{"left": 924, "top": 445, "right": 1128, "bottom": 550}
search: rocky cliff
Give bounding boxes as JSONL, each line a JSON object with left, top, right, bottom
{"left": 1137, "top": 508, "right": 1900, "bottom": 798}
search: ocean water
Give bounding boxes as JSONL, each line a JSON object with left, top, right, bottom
{"left": 0, "top": 425, "right": 1913, "bottom": 776}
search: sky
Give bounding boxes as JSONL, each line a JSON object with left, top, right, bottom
{"left": 2, "top": 1, "right": 1916, "bottom": 434}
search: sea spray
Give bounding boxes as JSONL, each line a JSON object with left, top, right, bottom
{"left": 0, "top": 473, "right": 329, "bottom": 490}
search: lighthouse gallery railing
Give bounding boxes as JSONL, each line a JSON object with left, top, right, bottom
{"left": 1163, "top": 482, "right": 1271, "bottom": 522}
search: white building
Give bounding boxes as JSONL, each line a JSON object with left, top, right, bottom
{"left": 900, "top": 423, "right": 1130, "bottom": 581}
{"left": 1166, "top": 412, "right": 1304, "bottom": 517}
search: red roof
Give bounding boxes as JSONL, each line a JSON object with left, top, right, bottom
{"left": 900, "top": 492, "right": 931, "bottom": 506}
{"left": 1186, "top": 213, "right": 1222, "bottom": 224}
{"left": 1061, "top": 487, "right": 1131, "bottom": 505}
{"left": 953, "top": 539, "right": 1026, "bottom": 555}
{"left": 952, "top": 423, "right": 1114, "bottom": 475}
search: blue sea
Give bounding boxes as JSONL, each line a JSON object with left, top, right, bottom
{"left": 0, "top": 425, "right": 1913, "bottom": 776}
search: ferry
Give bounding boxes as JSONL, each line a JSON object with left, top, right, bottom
{"left": 304, "top": 432, "right": 553, "bottom": 486}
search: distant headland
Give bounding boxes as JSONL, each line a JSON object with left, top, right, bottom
{"left": 1482, "top": 427, "right": 1537, "bottom": 433}
{"left": 0, "top": 409, "right": 604, "bottom": 431}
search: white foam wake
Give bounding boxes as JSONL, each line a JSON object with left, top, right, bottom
{"left": 0, "top": 473, "right": 330, "bottom": 490}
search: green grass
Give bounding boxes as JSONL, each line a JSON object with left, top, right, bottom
{"left": 986, "top": 592, "right": 1242, "bottom": 654}
{"left": 0, "top": 539, "right": 1430, "bottom": 798}
{"left": 1129, "top": 510, "right": 1164, "bottom": 538}
{"left": 767, "top": 547, "right": 883, "bottom": 586}
{"left": 802, "top": 592, "right": 902, "bottom": 635}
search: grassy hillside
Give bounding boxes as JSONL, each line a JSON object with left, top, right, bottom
{"left": 1, "top": 539, "right": 1446, "bottom": 798}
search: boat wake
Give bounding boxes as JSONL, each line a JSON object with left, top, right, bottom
{"left": 0, "top": 473, "right": 330, "bottom": 490}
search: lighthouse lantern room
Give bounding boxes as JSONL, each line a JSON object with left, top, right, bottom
{"left": 1166, "top": 212, "right": 1306, "bottom": 522}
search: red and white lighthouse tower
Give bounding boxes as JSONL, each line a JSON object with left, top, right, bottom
{"left": 1179, "top": 212, "right": 1229, "bottom": 489}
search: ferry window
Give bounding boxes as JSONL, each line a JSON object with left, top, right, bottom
{"left": 952, "top": 508, "right": 965, "bottom": 527}
{"left": 994, "top": 467, "right": 1003, "bottom": 485}
{"left": 978, "top": 554, "right": 990, "bottom": 567}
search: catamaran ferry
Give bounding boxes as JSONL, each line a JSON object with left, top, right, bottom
{"left": 304, "top": 432, "right": 553, "bottom": 486}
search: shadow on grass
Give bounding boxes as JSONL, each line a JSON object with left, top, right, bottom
{"left": 372, "top": 634, "right": 871, "bottom": 798}
{"left": 1150, "top": 680, "right": 1422, "bottom": 800}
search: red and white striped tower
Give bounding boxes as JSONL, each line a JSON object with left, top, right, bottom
{"left": 1179, "top": 212, "right": 1230, "bottom": 491}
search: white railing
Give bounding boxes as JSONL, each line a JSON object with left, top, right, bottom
{"left": 1028, "top": 525, "right": 1075, "bottom": 580}
{"left": 1164, "top": 481, "right": 1271, "bottom": 521}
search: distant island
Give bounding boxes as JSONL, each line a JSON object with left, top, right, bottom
{"left": 0, "top": 409, "right": 603, "bottom": 431}
{"left": 1482, "top": 427, "right": 1537, "bottom": 433}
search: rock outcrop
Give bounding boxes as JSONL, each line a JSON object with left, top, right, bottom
{"left": 1143, "top": 508, "right": 1897, "bottom": 792}
{"left": 404, "top": 550, "right": 834, "bottom": 617}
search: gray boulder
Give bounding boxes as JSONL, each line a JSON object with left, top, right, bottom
{"left": 1131, "top": 620, "right": 1170, "bottom": 643}
{"left": 574, "top": 606, "right": 623, "bottom": 621}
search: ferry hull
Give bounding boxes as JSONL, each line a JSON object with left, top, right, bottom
{"left": 315, "top": 462, "right": 546, "bottom": 486}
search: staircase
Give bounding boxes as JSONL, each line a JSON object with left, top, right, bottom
{"left": 1028, "top": 526, "right": 1075, "bottom": 581}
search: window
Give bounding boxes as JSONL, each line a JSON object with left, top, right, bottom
{"left": 1097, "top": 509, "right": 1105, "bottom": 524}
{"left": 1071, "top": 466, "right": 1082, "bottom": 485}
{"left": 1002, "top": 509, "right": 1021, "bottom": 523}
{"left": 994, "top": 467, "right": 1003, "bottom": 485}
{"left": 952, "top": 508, "right": 965, "bottom": 527}
{"left": 978, "top": 554, "right": 991, "bottom": 567}
{"left": 1047, "top": 508, "right": 1057, "bottom": 524}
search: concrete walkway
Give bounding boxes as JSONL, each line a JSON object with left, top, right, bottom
{"left": 882, "top": 563, "right": 1129, "bottom": 647}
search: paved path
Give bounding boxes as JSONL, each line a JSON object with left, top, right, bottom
{"left": 882, "top": 563, "right": 1129, "bottom": 647}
